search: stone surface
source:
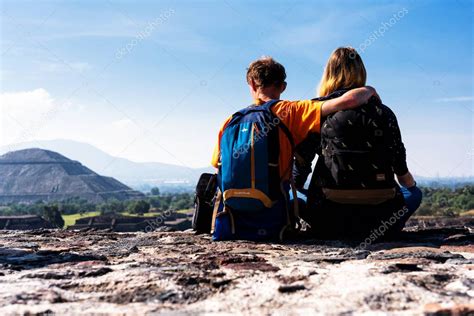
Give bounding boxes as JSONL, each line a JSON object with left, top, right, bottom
{"left": 0, "top": 222, "right": 472, "bottom": 315}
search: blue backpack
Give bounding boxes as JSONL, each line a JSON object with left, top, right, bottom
{"left": 212, "top": 100, "right": 296, "bottom": 241}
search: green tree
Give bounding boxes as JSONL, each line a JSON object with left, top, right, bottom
{"left": 108, "top": 199, "right": 125, "bottom": 213}
{"left": 43, "top": 205, "right": 65, "bottom": 228}
{"left": 149, "top": 196, "right": 161, "bottom": 208}
{"left": 128, "top": 200, "right": 151, "bottom": 215}
{"left": 97, "top": 203, "right": 116, "bottom": 215}
{"left": 150, "top": 187, "right": 160, "bottom": 196}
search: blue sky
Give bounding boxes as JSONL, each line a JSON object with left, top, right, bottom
{"left": 0, "top": 0, "right": 472, "bottom": 177}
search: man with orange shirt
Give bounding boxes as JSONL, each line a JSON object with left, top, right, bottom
{"left": 210, "top": 57, "right": 378, "bottom": 241}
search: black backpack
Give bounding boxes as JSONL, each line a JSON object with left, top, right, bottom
{"left": 317, "top": 90, "right": 396, "bottom": 190}
{"left": 192, "top": 173, "right": 218, "bottom": 233}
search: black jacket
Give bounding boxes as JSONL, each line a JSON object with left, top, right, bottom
{"left": 293, "top": 90, "right": 408, "bottom": 196}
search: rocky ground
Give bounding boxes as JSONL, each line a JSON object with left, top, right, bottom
{"left": 0, "top": 217, "right": 473, "bottom": 315}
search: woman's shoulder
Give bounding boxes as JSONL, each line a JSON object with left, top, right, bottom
{"left": 377, "top": 103, "right": 398, "bottom": 119}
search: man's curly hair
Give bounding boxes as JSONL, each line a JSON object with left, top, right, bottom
{"left": 246, "top": 56, "right": 286, "bottom": 88}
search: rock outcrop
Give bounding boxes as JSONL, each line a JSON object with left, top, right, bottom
{"left": 0, "top": 148, "right": 144, "bottom": 204}
{"left": 0, "top": 215, "right": 54, "bottom": 230}
{"left": 0, "top": 217, "right": 472, "bottom": 315}
{"left": 67, "top": 215, "right": 191, "bottom": 232}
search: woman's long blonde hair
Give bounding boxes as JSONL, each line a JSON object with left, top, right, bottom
{"left": 318, "top": 47, "right": 367, "bottom": 97}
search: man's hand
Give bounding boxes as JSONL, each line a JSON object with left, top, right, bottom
{"left": 342, "top": 86, "right": 379, "bottom": 109}
{"left": 321, "top": 86, "right": 379, "bottom": 117}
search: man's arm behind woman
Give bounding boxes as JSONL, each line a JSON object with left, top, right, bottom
{"left": 293, "top": 101, "right": 418, "bottom": 191}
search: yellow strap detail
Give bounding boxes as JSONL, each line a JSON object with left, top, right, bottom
{"left": 210, "top": 189, "right": 222, "bottom": 234}
{"left": 223, "top": 188, "right": 273, "bottom": 209}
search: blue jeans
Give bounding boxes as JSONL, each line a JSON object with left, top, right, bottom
{"left": 400, "top": 186, "right": 423, "bottom": 213}
{"left": 397, "top": 185, "right": 423, "bottom": 226}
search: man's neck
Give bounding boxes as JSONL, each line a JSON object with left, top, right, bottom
{"left": 256, "top": 92, "right": 281, "bottom": 102}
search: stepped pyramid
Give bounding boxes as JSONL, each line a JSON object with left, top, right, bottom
{"left": 0, "top": 148, "right": 144, "bottom": 204}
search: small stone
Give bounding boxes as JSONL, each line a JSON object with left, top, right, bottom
{"left": 158, "top": 291, "right": 176, "bottom": 301}
{"left": 211, "top": 279, "right": 233, "bottom": 288}
{"left": 278, "top": 284, "right": 306, "bottom": 293}
{"left": 77, "top": 267, "right": 112, "bottom": 278}
{"left": 382, "top": 263, "right": 423, "bottom": 274}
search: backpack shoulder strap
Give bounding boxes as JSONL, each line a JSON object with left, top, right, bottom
{"left": 276, "top": 118, "right": 295, "bottom": 149}
{"left": 264, "top": 100, "right": 300, "bottom": 232}
{"left": 262, "top": 99, "right": 295, "bottom": 150}
{"left": 226, "top": 107, "right": 249, "bottom": 127}
{"left": 223, "top": 99, "right": 295, "bottom": 154}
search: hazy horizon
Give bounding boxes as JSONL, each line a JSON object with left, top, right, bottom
{"left": 2, "top": 138, "right": 473, "bottom": 183}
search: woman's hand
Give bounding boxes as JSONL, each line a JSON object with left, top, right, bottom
{"left": 397, "top": 171, "right": 417, "bottom": 188}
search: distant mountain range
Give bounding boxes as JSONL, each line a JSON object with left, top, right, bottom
{"left": 1, "top": 139, "right": 471, "bottom": 192}
{"left": 0, "top": 140, "right": 213, "bottom": 192}
{"left": 0, "top": 148, "right": 144, "bottom": 204}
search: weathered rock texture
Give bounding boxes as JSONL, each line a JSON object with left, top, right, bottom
{"left": 0, "top": 148, "right": 144, "bottom": 204}
{"left": 0, "top": 219, "right": 472, "bottom": 315}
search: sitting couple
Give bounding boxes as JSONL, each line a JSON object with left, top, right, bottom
{"left": 209, "top": 47, "right": 422, "bottom": 241}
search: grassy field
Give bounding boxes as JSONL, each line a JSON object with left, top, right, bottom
{"left": 120, "top": 212, "right": 163, "bottom": 217}
{"left": 62, "top": 211, "right": 100, "bottom": 228}
{"left": 62, "top": 209, "right": 192, "bottom": 228}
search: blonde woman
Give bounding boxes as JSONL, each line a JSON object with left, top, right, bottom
{"left": 294, "top": 47, "right": 422, "bottom": 240}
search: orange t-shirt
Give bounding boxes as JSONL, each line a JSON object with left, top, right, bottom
{"left": 211, "top": 99, "right": 323, "bottom": 179}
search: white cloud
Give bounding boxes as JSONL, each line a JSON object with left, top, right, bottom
{"left": 1, "top": 88, "right": 56, "bottom": 118}
{"left": 0, "top": 89, "right": 60, "bottom": 147}
{"left": 434, "top": 96, "right": 473, "bottom": 102}
{"left": 0, "top": 89, "right": 149, "bottom": 164}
